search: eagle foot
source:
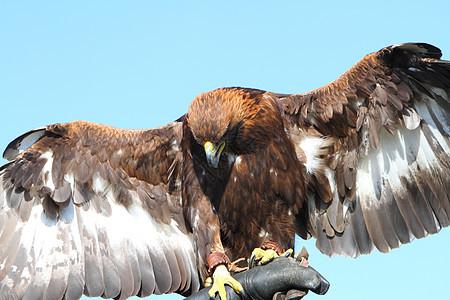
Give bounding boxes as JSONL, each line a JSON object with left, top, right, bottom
{"left": 249, "top": 247, "right": 293, "bottom": 268}
{"left": 208, "top": 264, "right": 243, "bottom": 300}
{"left": 204, "top": 258, "right": 247, "bottom": 287}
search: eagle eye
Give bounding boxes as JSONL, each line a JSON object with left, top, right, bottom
{"left": 222, "top": 122, "right": 242, "bottom": 145}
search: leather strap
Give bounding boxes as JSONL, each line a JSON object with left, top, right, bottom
{"left": 206, "top": 252, "right": 231, "bottom": 275}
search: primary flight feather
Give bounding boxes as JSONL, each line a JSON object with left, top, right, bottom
{"left": 0, "top": 42, "right": 449, "bottom": 299}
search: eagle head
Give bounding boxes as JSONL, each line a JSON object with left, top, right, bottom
{"left": 187, "top": 88, "right": 281, "bottom": 168}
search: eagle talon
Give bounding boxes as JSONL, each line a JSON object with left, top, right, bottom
{"left": 208, "top": 264, "right": 243, "bottom": 300}
{"left": 281, "top": 248, "right": 294, "bottom": 258}
{"left": 249, "top": 248, "right": 293, "bottom": 269}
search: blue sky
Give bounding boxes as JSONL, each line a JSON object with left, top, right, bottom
{"left": 1, "top": 1, "right": 449, "bottom": 300}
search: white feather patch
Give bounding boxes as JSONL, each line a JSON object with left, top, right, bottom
{"left": 259, "top": 229, "right": 267, "bottom": 238}
{"left": 0, "top": 173, "right": 199, "bottom": 298}
{"left": 299, "top": 137, "right": 326, "bottom": 173}
{"left": 40, "top": 151, "right": 55, "bottom": 192}
{"left": 357, "top": 128, "right": 413, "bottom": 209}
{"left": 356, "top": 119, "right": 445, "bottom": 211}
{"left": 414, "top": 98, "right": 450, "bottom": 153}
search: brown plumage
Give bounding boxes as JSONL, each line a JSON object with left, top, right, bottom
{"left": 0, "top": 43, "right": 449, "bottom": 298}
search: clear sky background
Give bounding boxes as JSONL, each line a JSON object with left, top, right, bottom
{"left": 1, "top": 1, "right": 449, "bottom": 300}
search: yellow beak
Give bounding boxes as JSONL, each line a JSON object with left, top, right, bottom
{"left": 204, "top": 141, "right": 225, "bottom": 168}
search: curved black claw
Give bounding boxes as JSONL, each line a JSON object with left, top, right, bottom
{"left": 186, "top": 256, "right": 330, "bottom": 300}
{"left": 248, "top": 252, "right": 259, "bottom": 269}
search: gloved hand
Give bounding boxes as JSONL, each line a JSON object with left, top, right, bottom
{"left": 185, "top": 256, "right": 329, "bottom": 300}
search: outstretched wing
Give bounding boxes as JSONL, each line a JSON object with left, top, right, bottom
{"left": 281, "top": 43, "right": 450, "bottom": 257}
{"left": 0, "top": 120, "right": 200, "bottom": 299}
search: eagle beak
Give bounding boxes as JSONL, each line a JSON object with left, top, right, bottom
{"left": 204, "top": 141, "right": 225, "bottom": 168}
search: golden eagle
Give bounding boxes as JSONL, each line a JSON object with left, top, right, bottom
{"left": 0, "top": 43, "right": 449, "bottom": 299}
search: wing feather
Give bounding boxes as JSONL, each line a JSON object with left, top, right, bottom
{"left": 0, "top": 120, "right": 200, "bottom": 298}
{"left": 282, "top": 43, "right": 450, "bottom": 257}
{"left": 135, "top": 246, "right": 156, "bottom": 297}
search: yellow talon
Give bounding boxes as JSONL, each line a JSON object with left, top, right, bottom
{"left": 250, "top": 247, "right": 293, "bottom": 268}
{"left": 252, "top": 248, "right": 278, "bottom": 264}
{"left": 204, "top": 276, "right": 212, "bottom": 287}
{"left": 208, "top": 264, "right": 243, "bottom": 300}
{"left": 281, "top": 248, "right": 294, "bottom": 258}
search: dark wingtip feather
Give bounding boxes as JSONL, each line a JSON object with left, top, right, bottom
{"left": 392, "top": 43, "right": 442, "bottom": 59}
{"left": 3, "top": 127, "right": 48, "bottom": 161}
